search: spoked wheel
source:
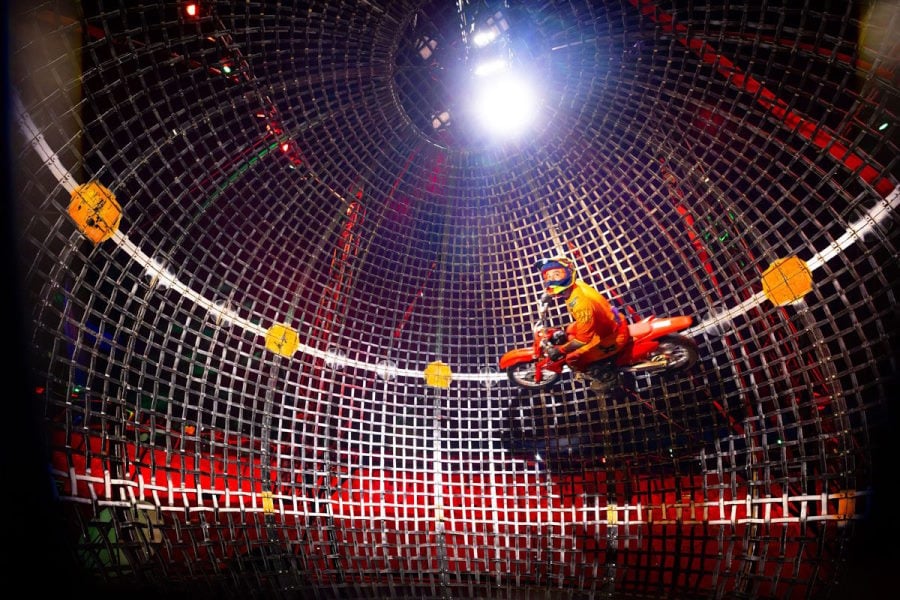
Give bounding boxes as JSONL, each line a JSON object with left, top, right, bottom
{"left": 506, "top": 360, "right": 561, "bottom": 389}
{"left": 626, "top": 334, "right": 698, "bottom": 373}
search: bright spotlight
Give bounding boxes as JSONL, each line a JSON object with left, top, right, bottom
{"left": 473, "top": 57, "right": 508, "bottom": 77}
{"left": 472, "top": 74, "right": 539, "bottom": 138}
{"left": 472, "top": 29, "right": 498, "bottom": 48}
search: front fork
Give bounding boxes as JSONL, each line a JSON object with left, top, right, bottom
{"left": 535, "top": 352, "right": 567, "bottom": 383}
{"left": 534, "top": 330, "right": 566, "bottom": 382}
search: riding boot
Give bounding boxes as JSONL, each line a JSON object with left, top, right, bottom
{"left": 586, "top": 361, "right": 618, "bottom": 386}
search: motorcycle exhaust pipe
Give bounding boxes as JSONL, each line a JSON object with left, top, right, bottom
{"left": 622, "top": 357, "right": 670, "bottom": 372}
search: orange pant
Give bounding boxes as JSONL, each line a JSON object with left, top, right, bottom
{"left": 565, "top": 324, "right": 631, "bottom": 369}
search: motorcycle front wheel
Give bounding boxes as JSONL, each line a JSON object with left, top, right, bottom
{"left": 506, "top": 360, "right": 561, "bottom": 389}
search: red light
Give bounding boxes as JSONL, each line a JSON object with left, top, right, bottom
{"left": 281, "top": 142, "right": 290, "bottom": 152}
{"left": 185, "top": 3, "right": 199, "bottom": 18}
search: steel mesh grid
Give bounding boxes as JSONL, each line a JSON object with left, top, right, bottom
{"left": 7, "top": 1, "right": 899, "bottom": 599}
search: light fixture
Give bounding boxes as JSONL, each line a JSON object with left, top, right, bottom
{"left": 461, "top": 2, "right": 513, "bottom": 76}
{"left": 416, "top": 35, "right": 437, "bottom": 61}
{"left": 144, "top": 257, "right": 177, "bottom": 290}
{"left": 458, "top": 0, "right": 540, "bottom": 140}
{"left": 471, "top": 29, "right": 497, "bottom": 48}
{"left": 212, "top": 299, "right": 236, "bottom": 329}
{"left": 182, "top": 2, "right": 200, "bottom": 20}
{"left": 431, "top": 110, "right": 451, "bottom": 130}
{"left": 375, "top": 359, "right": 399, "bottom": 381}
{"left": 479, "top": 366, "right": 498, "bottom": 389}
{"left": 471, "top": 10, "right": 509, "bottom": 48}
{"left": 324, "top": 346, "right": 347, "bottom": 370}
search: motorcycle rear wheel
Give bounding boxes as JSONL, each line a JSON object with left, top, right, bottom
{"left": 506, "top": 360, "right": 561, "bottom": 389}
{"left": 626, "top": 334, "right": 698, "bottom": 373}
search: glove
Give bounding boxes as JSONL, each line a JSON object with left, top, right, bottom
{"left": 549, "top": 330, "right": 568, "bottom": 345}
{"left": 547, "top": 346, "right": 565, "bottom": 361}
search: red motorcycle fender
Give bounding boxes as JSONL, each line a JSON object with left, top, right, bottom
{"left": 651, "top": 315, "right": 693, "bottom": 332}
{"left": 628, "top": 315, "right": 693, "bottom": 338}
{"left": 499, "top": 348, "right": 537, "bottom": 370}
{"left": 627, "top": 319, "right": 653, "bottom": 338}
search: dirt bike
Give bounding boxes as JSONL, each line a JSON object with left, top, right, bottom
{"left": 499, "top": 295, "right": 698, "bottom": 390}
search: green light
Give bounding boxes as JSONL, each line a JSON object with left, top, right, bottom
{"left": 878, "top": 122, "right": 889, "bottom": 131}
{"left": 222, "top": 64, "right": 232, "bottom": 74}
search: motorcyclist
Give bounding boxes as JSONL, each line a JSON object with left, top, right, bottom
{"left": 536, "top": 256, "right": 630, "bottom": 371}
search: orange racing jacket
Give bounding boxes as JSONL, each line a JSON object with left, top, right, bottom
{"left": 557, "top": 279, "right": 629, "bottom": 365}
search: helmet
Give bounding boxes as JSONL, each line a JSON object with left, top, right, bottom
{"left": 536, "top": 256, "right": 576, "bottom": 296}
